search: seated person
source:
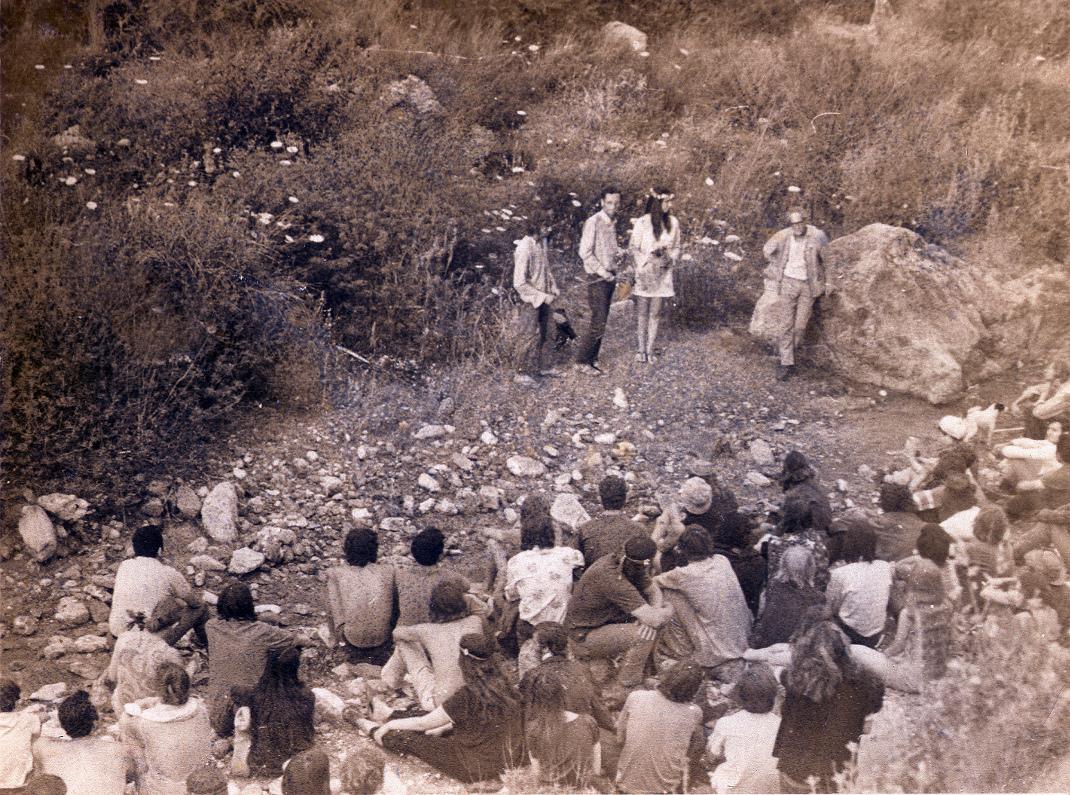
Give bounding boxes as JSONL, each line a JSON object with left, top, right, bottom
{"left": 713, "top": 513, "right": 766, "bottom": 617}
{"left": 205, "top": 582, "right": 305, "bottom": 736}
{"left": 873, "top": 483, "right": 926, "bottom": 561}
{"left": 0, "top": 679, "right": 41, "bottom": 791}
{"left": 576, "top": 476, "right": 647, "bottom": 565}
{"left": 1019, "top": 550, "right": 1070, "bottom": 630}
{"left": 653, "top": 477, "right": 715, "bottom": 552}
{"left": 341, "top": 742, "right": 386, "bottom": 795}
{"left": 373, "top": 634, "right": 525, "bottom": 787}
{"left": 751, "top": 547, "right": 825, "bottom": 649}
{"left": 1011, "top": 362, "right": 1070, "bottom": 438}
{"left": 764, "top": 492, "right": 830, "bottom": 591}
{"left": 653, "top": 528, "right": 751, "bottom": 677}
{"left": 108, "top": 524, "right": 207, "bottom": 646}
{"left": 778, "top": 451, "right": 833, "bottom": 536}
{"left": 826, "top": 522, "right": 893, "bottom": 648}
{"left": 231, "top": 647, "right": 315, "bottom": 778}
{"left": 281, "top": 748, "right": 331, "bottom": 795}
{"left": 894, "top": 523, "right": 961, "bottom": 609}
{"left": 21, "top": 775, "right": 68, "bottom": 795}
{"left": 34, "top": 690, "right": 132, "bottom": 795}
{"left": 100, "top": 603, "right": 185, "bottom": 716}
{"left": 999, "top": 422, "right": 1063, "bottom": 487}
{"left": 707, "top": 662, "right": 781, "bottom": 795}
{"left": 505, "top": 499, "right": 584, "bottom": 675}
{"left": 326, "top": 528, "right": 397, "bottom": 665}
{"left": 389, "top": 580, "right": 486, "bottom": 711}
{"left": 616, "top": 661, "right": 705, "bottom": 795}
{"left": 520, "top": 622, "right": 615, "bottom": 732}
{"left": 565, "top": 536, "right": 673, "bottom": 695}
{"left": 120, "top": 663, "right": 212, "bottom": 795}
{"left": 523, "top": 667, "right": 601, "bottom": 789}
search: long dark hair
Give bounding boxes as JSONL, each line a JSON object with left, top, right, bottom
{"left": 249, "top": 647, "right": 314, "bottom": 754}
{"left": 643, "top": 186, "right": 673, "bottom": 239}
{"left": 458, "top": 639, "right": 521, "bottom": 720}
{"left": 783, "top": 621, "right": 850, "bottom": 703}
{"left": 523, "top": 666, "right": 568, "bottom": 761}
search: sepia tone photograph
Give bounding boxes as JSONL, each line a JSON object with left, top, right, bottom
{"left": 2, "top": 0, "right": 1069, "bottom": 792}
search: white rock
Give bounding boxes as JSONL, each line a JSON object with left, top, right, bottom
{"left": 542, "top": 408, "right": 563, "bottom": 428}
{"left": 602, "top": 20, "right": 647, "bottom": 51}
{"left": 594, "top": 432, "right": 617, "bottom": 445}
{"left": 228, "top": 548, "right": 266, "bottom": 575}
{"left": 418, "top": 498, "right": 436, "bottom": 513}
{"left": 417, "top": 473, "right": 441, "bottom": 492}
{"left": 350, "top": 507, "right": 373, "bottom": 527}
{"left": 55, "top": 597, "right": 91, "bottom": 628}
{"left": 320, "top": 475, "right": 344, "bottom": 496}
{"left": 74, "top": 634, "right": 110, "bottom": 653}
{"left": 30, "top": 682, "right": 68, "bottom": 702}
{"left": 37, "top": 493, "right": 90, "bottom": 522}
{"left": 836, "top": 479, "right": 850, "bottom": 493}
{"left": 434, "top": 499, "right": 458, "bottom": 515}
{"left": 356, "top": 444, "right": 369, "bottom": 460}
{"left": 379, "top": 517, "right": 408, "bottom": 533}
{"left": 551, "top": 493, "right": 590, "bottom": 531}
{"left": 480, "top": 430, "right": 498, "bottom": 446}
{"left": 201, "top": 482, "right": 239, "bottom": 543}
{"left": 478, "top": 486, "right": 502, "bottom": 511}
{"left": 190, "top": 554, "right": 227, "bottom": 572}
{"left": 744, "top": 471, "right": 773, "bottom": 487}
{"left": 543, "top": 445, "right": 559, "bottom": 457}
{"left": 748, "top": 439, "right": 775, "bottom": 466}
{"left": 507, "top": 456, "right": 547, "bottom": 477}
{"left": 312, "top": 687, "right": 347, "bottom": 723}
{"left": 503, "top": 508, "right": 519, "bottom": 524}
{"left": 413, "top": 424, "right": 449, "bottom": 440}
{"left": 19, "top": 505, "right": 57, "bottom": 562}
{"left": 305, "top": 451, "right": 319, "bottom": 462}
{"left": 613, "top": 388, "right": 629, "bottom": 410}
{"left": 174, "top": 484, "right": 201, "bottom": 519}
{"left": 43, "top": 637, "right": 74, "bottom": 660}
{"left": 451, "top": 452, "right": 474, "bottom": 471}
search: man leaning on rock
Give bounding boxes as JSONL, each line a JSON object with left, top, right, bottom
{"left": 761, "top": 208, "right": 830, "bottom": 380}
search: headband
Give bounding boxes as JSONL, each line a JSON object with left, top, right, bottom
{"left": 460, "top": 645, "right": 490, "bottom": 661}
{"left": 650, "top": 189, "right": 674, "bottom": 201}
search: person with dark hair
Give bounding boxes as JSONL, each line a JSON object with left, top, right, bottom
{"left": 390, "top": 580, "right": 486, "bottom": 711}
{"left": 513, "top": 207, "right": 561, "bottom": 384}
{"left": 20, "top": 774, "right": 68, "bottom": 795}
{"left": 576, "top": 476, "right": 646, "bottom": 565}
{"left": 1, "top": 678, "right": 41, "bottom": 791}
{"left": 205, "top": 581, "right": 304, "bottom": 736}
{"left": 575, "top": 186, "right": 623, "bottom": 374}
{"left": 751, "top": 546, "right": 826, "bottom": 649}
{"left": 109, "top": 524, "right": 207, "bottom": 645}
{"left": 341, "top": 743, "right": 386, "bottom": 795}
{"left": 325, "top": 528, "right": 397, "bottom": 665}
{"left": 523, "top": 666, "right": 601, "bottom": 789}
{"left": 826, "top": 522, "right": 893, "bottom": 648}
{"left": 34, "top": 691, "right": 132, "bottom": 795}
{"left": 761, "top": 208, "right": 830, "bottom": 380}
{"left": 895, "top": 523, "right": 961, "bottom": 607}
{"left": 504, "top": 495, "right": 584, "bottom": 675}
{"left": 654, "top": 527, "right": 751, "bottom": 678}
{"left": 373, "top": 633, "right": 525, "bottom": 787}
{"left": 778, "top": 451, "right": 833, "bottom": 536}
{"left": 231, "top": 647, "right": 315, "bottom": 777}
{"left": 873, "top": 482, "right": 926, "bottom": 561}
{"left": 184, "top": 767, "right": 229, "bottom": 795}
{"left": 383, "top": 527, "right": 484, "bottom": 703}
{"left": 713, "top": 512, "right": 767, "bottom": 617}
{"left": 772, "top": 622, "right": 884, "bottom": 793}
{"left": 707, "top": 662, "right": 782, "bottom": 795}
{"left": 628, "top": 186, "right": 681, "bottom": 364}
{"left": 764, "top": 490, "right": 831, "bottom": 590}
{"left": 519, "top": 622, "right": 615, "bottom": 732}
{"left": 616, "top": 660, "right": 705, "bottom": 794}
{"left": 120, "top": 662, "right": 212, "bottom": 795}
{"left": 281, "top": 748, "right": 331, "bottom": 795}
{"left": 566, "top": 536, "right": 674, "bottom": 697}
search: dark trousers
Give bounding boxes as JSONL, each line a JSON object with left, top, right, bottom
{"left": 576, "top": 279, "right": 615, "bottom": 366}
{"left": 836, "top": 616, "right": 882, "bottom": 649}
{"left": 518, "top": 302, "right": 551, "bottom": 375}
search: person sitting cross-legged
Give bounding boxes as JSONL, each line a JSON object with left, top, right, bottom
{"left": 325, "top": 528, "right": 397, "bottom": 666}
{"left": 576, "top": 476, "right": 646, "bottom": 565}
{"left": 34, "top": 690, "right": 133, "bottom": 795}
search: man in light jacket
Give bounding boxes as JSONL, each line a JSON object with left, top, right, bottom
{"left": 575, "top": 187, "right": 622, "bottom": 375}
{"left": 761, "top": 208, "right": 830, "bottom": 380}
{"left": 513, "top": 211, "right": 560, "bottom": 384}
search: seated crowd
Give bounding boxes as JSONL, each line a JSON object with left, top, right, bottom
{"left": 3, "top": 386, "right": 1068, "bottom": 795}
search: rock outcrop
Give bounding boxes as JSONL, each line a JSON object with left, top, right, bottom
{"left": 601, "top": 21, "right": 647, "bottom": 52}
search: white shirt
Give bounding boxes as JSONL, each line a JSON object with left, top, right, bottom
{"left": 783, "top": 234, "right": 808, "bottom": 280}
{"left": 504, "top": 546, "right": 584, "bottom": 624}
{"left": 707, "top": 710, "right": 781, "bottom": 794}
{"left": 108, "top": 557, "right": 193, "bottom": 637}
{"left": 0, "top": 710, "right": 40, "bottom": 788}
{"left": 827, "top": 560, "right": 893, "bottom": 637}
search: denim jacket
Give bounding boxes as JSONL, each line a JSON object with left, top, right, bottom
{"left": 762, "top": 225, "right": 831, "bottom": 294}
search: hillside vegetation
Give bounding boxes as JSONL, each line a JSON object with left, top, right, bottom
{"left": 3, "top": 0, "right": 1069, "bottom": 488}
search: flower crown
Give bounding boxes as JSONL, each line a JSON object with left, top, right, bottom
{"left": 649, "top": 189, "right": 675, "bottom": 201}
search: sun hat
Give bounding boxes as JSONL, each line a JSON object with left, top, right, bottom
{"left": 679, "top": 477, "right": 713, "bottom": 515}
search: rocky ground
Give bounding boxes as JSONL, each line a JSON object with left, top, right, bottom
{"left": 0, "top": 313, "right": 1037, "bottom": 793}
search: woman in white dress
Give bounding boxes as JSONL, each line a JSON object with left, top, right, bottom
{"left": 628, "top": 187, "right": 680, "bottom": 363}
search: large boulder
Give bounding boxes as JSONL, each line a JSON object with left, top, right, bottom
{"left": 37, "top": 493, "right": 90, "bottom": 522}
{"left": 818, "top": 224, "right": 999, "bottom": 404}
{"left": 19, "top": 505, "right": 57, "bottom": 562}
{"left": 601, "top": 21, "right": 647, "bottom": 52}
{"left": 201, "top": 482, "right": 239, "bottom": 543}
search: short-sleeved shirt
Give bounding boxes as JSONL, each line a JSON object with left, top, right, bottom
{"left": 109, "top": 557, "right": 193, "bottom": 636}
{"left": 34, "top": 735, "right": 130, "bottom": 795}
{"left": 566, "top": 556, "right": 647, "bottom": 631}
{"left": 394, "top": 563, "right": 469, "bottom": 626}
{"left": 0, "top": 710, "right": 40, "bottom": 788}
{"left": 205, "top": 619, "right": 294, "bottom": 699}
{"left": 616, "top": 690, "right": 704, "bottom": 795}
{"left": 326, "top": 563, "right": 395, "bottom": 647}
{"left": 826, "top": 560, "right": 893, "bottom": 637}
{"left": 505, "top": 546, "right": 584, "bottom": 625}
{"left": 576, "top": 513, "right": 647, "bottom": 565}
{"left": 441, "top": 686, "right": 526, "bottom": 779}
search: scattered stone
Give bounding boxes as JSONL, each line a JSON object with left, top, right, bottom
{"left": 201, "top": 482, "right": 239, "bottom": 543}
{"left": 67, "top": 660, "right": 101, "bottom": 680}
{"left": 749, "top": 439, "right": 775, "bottom": 466}
{"left": 478, "top": 486, "right": 502, "bottom": 511}
{"left": 228, "top": 548, "right": 266, "bottom": 575}
{"left": 594, "top": 432, "right": 617, "bottom": 445}
{"left": 19, "top": 505, "right": 57, "bottom": 562}
{"left": 74, "top": 634, "right": 111, "bottom": 653}
{"left": 30, "top": 682, "right": 67, "bottom": 702}
{"left": 55, "top": 597, "right": 91, "bottom": 628}
{"left": 507, "top": 456, "right": 546, "bottom": 477}
{"left": 350, "top": 507, "right": 373, "bottom": 528}
{"left": 857, "top": 464, "right": 876, "bottom": 480}
{"left": 503, "top": 508, "right": 519, "bottom": 524}
{"left": 43, "top": 637, "right": 75, "bottom": 659}
{"left": 602, "top": 20, "right": 648, "bottom": 52}
{"left": 542, "top": 409, "right": 563, "bottom": 428}
{"left": 418, "top": 473, "right": 441, "bottom": 492}
{"left": 480, "top": 430, "right": 498, "bottom": 446}
{"left": 744, "top": 471, "right": 773, "bottom": 487}
{"left": 413, "top": 424, "right": 450, "bottom": 440}
{"left": 451, "top": 453, "right": 474, "bottom": 472}
{"left": 379, "top": 517, "right": 408, "bottom": 533}
{"left": 50, "top": 124, "right": 96, "bottom": 154}
{"left": 612, "top": 441, "right": 637, "bottom": 459}
{"left": 86, "top": 599, "right": 110, "bottom": 624}
{"left": 551, "top": 494, "right": 590, "bottom": 531}
{"left": 543, "top": 445, "right": 560, "bottom": 457}
{"left": 836, "top": 479, "right": 850, "bottom": 493}
{"left": 174, "top": 484, "right": 201, "bottom": 519}
{"left": 37, "top": 493, "right": 90, "bottom": 522}
{"left": 141, "top": 497, "right": 165, "bottom": 517}
{"left": 437, "top": 397, "right": 455, "bottom": 416}
{"left": 312, "top": 687, "right": 347, "bottom": 723}
{"left": 190, "top": 554, "right": 227, "bottom": 572}
{"left": 613, "top": 388, "right": 629, "bottom": 410}
{"left": 13, "top": 615, "right": 38, "bottom": 636}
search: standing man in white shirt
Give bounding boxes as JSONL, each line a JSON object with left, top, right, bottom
{"left": 575, "top": 187, "right": 622, "bottom": 375}
{"left": 513, "top": 210, "right": 560, "bottom": 385}
{"left": 761, "top": 208, "right": 831, "bottom": 380}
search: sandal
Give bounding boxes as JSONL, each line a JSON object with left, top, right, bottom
{"left": 635, "top": 352, "right": 647, "bottom": 363}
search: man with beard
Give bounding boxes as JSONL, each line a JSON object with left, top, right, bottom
{"left": 566, "top": 536, "right": 673, "bottom": 701}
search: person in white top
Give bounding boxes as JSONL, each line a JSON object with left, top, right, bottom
{"left": 761, "top": 208, "right": 830, "bottom": 380}
{"left": 575, "top": 187, "right": 623, "bottom": 375}
{"left": 707, "top": 662, "right": 781, "bottom": 794}
{"left": 0, "top": 679, "right": 41, "bottom": 790}
{"left": 512, "top": 210, "right": 560, "bottom": 385}
{"left": 826, "top": 523, "right": 893, "bottom": 647}
{"left": 628, "top": 187, "right": 680, "bottom": 364}
{"left": 108, "top": 524, "right": 207, "bottom": 646}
